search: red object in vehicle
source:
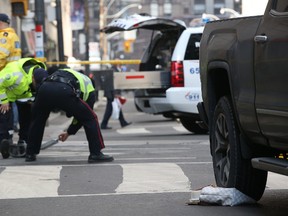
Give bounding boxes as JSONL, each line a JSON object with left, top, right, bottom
{"left": 171, "top": 61, "right": 184, "bottom": 87}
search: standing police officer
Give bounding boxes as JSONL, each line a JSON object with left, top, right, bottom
{"left": 25, "top": 68, "right": 114, "bottom": 163}
{"left": 0, "top": 13, "right": 21, "bottom": 70}
{"left": 0, "top": 58, "right": 47, "bottom": 159}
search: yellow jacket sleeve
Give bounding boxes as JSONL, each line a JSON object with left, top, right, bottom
{"left": 0, "top": 28, "right": 21, "bottom": 71}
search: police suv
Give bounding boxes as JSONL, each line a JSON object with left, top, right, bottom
{"left": 102, "top": 14, "right": 206, "bottom": 134}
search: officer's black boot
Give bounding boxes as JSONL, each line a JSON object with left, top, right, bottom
{"left": 0, "top": 139, "right": 11, "bottom": 159}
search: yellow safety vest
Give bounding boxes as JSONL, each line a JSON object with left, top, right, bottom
{"left": 61, "top": 68, "right": 95, "bottom": 101}
{"left": 0, "top": 58, "right": 46, "bottom": 104}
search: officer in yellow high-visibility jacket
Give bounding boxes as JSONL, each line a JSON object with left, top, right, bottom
{"left": 25, "top": 68, "right": 114, "bottom": 163}
{"left": 0, "top": 13, "right": 21, "bottom": 71}
{"left": 0, "top": 58, "right": 47, "bottom": 159}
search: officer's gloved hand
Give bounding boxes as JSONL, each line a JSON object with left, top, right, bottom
{"left": 58, "top": 132, "right": 69, "bottom": 142}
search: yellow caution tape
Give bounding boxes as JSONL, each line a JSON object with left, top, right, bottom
{"left": 45, "top": 59, "right": 141, "bottom": 65}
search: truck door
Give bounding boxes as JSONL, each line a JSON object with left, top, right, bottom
{"left": 254, "top": 0, "right": 288, "bottom": 146}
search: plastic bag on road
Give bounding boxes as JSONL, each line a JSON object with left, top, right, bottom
{"left": 187, "top": 186, "right": 256, "bottom": 206}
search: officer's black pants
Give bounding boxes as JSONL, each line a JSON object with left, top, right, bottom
{"left": 0, "top": 104, "right": 13, "bottom": 143}
{"left": 16, "top": 101, "right": 32, "bottom": 142}
{"left": 101, "top": 97, "right": 127, "bottom": 128}
{"left": 26, "top": 82, "right": 104, "bottom": 155}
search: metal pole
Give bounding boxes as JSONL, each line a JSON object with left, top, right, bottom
{"left": 34, "top": 0, "right": 45, "bottom": 59}
{"left": 99, "top": 0, "right": 107, "bottom": 66}
{"left": 56, "top": 0, "right": 65, "bottom": 63}
{"left": 84, "top": 0, "right": 89, "bottom": 71}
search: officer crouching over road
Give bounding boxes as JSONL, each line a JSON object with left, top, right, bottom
{"left": 25, "top": 68, "right": 114, "bottom": 163}
{"left": 0, "top": 58, "right": 46, "bottom": 159}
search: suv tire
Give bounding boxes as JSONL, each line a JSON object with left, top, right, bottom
{"left": 180, "top": 117, "right": 208, "bottom": 134}
{"left": 211, "top": 96, "right": 267, "bottom": 201}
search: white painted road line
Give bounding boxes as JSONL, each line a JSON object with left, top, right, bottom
{"left": 173, "top": 126, "right": 188, "bottom": 132}
{"left": 116, "top": 128, "right": 151, "bottom": 134}
{"left": 1, "top": 164, "right": 283, "bottom": 200}
{"left": 0, "top": 163, "right": 191, "bottom": 199}
{"left": 266, "top": 172, "right": 288, "bottom": 189}
{"left": 0, "top": 166, "right": 61, "bottom": 199}
{"left": 115, "top": 163, "right": 191, "bottom": 194}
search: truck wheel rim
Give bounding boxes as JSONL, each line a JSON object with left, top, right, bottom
{"left": 214, "top": 113, "right": 230, "bottom": 186}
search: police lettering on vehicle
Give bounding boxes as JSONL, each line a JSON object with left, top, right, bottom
{"left": 185, "top": 91, "right": 200, "bottom": 101}
{"left": 190, "top": 66, "right": 200, "bottom": 74}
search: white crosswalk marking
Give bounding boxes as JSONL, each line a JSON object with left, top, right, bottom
{"left": 0, "top": 164, "right": 286, "bottom": 200}
{"left": 116, "top": 128, "right": 151, "bottom": 134}
{"left": 0, "top": 163, "right": 190, "bottom": 199}
{"left": 266, "top": 172, "right": 288, "bottom": 189}
{"left": 0, "top": 166, "right": 61, "bottom": 199}
{"left": 116, "top": 163, "right": 191, "bottom": 194}
{"left": 173, "top": 126, "right": 188, "bottom": 132}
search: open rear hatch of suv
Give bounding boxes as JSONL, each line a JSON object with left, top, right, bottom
{"left": 102, "top": 13, "right": 186, "bottom": 33}
{"left": 101, "top": 13, "right": 186, "bottom": 90}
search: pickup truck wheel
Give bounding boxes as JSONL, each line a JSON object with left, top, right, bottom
{"left": 179, "top": 117, "right": 208, "bottom": 134}
{"left": 211, "top": 96, "right": 267, "bottom": 201}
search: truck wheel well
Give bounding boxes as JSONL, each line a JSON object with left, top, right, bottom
{"left": 207, "top": 68, "right": 231, "bottom": 117}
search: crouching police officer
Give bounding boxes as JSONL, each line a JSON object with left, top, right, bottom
{"left": 25, "top": 68, "right": 114, "bottom": 163}
{"left": 0, "top": 58, "right": 47, "bottom": 159}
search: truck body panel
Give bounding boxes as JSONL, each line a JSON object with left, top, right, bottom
{"left": 198, "top": 0, "right": 288, "bottom": 200}
{"left": 254, "top": 8, "right": 288, "bottom": 148}
{"left": 200, "top": 16, "right": 265, "bottom": 144}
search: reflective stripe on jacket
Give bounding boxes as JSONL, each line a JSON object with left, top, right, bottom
{"left": 61, "top": 68, "right": 95, "bottom": 101}
{"left": 0, "top": 58, "right": 46, "bottom": 104}
{"left": 0, "top": 27, "right": 21, "bottom": 70}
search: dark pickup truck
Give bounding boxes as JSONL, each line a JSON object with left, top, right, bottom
{"left": 198, "top": 0, "right": 288, "bottom": 201}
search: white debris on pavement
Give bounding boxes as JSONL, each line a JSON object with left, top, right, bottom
{"left": 187, "top": 185, "right": 256, "bottom": 206}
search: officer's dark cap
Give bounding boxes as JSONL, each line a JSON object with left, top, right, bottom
{"left": 33, "top": 68, "right": 48, "bottom": 84}
{"left": 0, "top": 14, "right": 10, "bottom": 25}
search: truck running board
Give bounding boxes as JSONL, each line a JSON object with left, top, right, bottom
{"left": 251, "top": 157, "right": 288, "bottom": 176}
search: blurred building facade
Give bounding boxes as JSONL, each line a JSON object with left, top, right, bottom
{"left": 92, "top": 0, "right": 242, "bottom": 70}
{"left": 1, "top": 0, "right": 270, "bottom": 66}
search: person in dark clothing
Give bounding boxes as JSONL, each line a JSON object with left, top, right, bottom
{"left": 100, "top": 90, "right": 131, "bottom": 129}
{"left": 12, "top": 99, "right": 33, "bottom": 156}
{"left": 100, "top": 62, "right": 131, "bottom": 129}
{"left": 25, "top": 68, "right": 114, "bottom": 163}
{"left": 47, "top": 59, "right": 59, "bottom": 75}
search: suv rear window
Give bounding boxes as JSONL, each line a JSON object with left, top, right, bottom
{"left": 184, "top": 34, "right": 202, "bottom": 60}
{"left": 140, "top": 31, "right": 178, "bottom": 71}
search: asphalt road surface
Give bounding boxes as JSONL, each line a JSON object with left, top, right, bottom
{"left": 1, "top": 91, "right": 288, "bottom": 216}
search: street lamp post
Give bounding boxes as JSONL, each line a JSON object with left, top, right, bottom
{"left": 56, "top": 0, "right": 65, "bottom": 63}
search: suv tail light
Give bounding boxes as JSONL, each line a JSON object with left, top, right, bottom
{"left": 171, "top": 61, "right": 184, "bottom": 87}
